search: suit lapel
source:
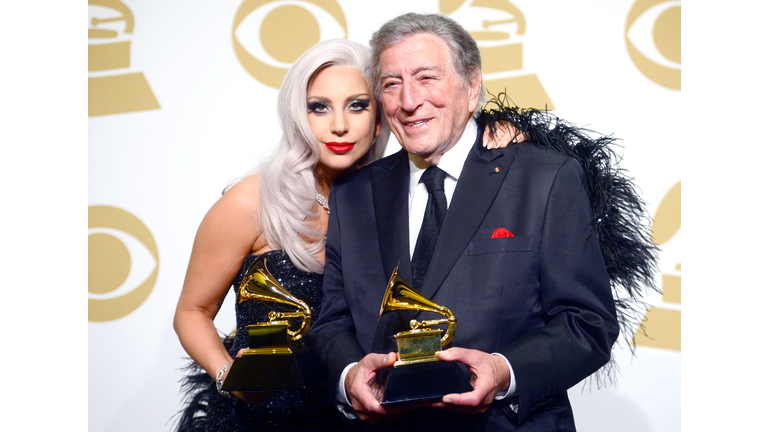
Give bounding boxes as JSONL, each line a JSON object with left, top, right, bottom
{"left": 373, "top": 150, "right": 412, "bottom": 281}
{"left": 371, "top": 150, "right": 415, "bottom": 339}
{"left": 420, "top": 127, "right": 518, "bottom": 299}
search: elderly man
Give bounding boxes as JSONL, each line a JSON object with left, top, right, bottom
{"left": 310, "top": 12, "right": 619, "bottom": 431}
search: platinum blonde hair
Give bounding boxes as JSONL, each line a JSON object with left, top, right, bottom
{"left": 369, "top": 13, "right": 485, "bottom": 114}
{"left": 257, "top": 39, "right": 389, "bottom": 273}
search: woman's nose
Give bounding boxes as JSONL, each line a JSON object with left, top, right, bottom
{"left": 331, "top": 111, "right": 349, "bottom": 136}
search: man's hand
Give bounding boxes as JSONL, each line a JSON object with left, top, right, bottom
{"left": 345, "top": 352, "right": 396, "bottom": 423}
{"left": 345, "top": 352, "right": 428, "bottom": 423}
{"left": 429, "top": 348, "right": 512, "bottom": 414}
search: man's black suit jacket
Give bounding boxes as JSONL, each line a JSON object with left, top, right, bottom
{"left": 310, "top": 125, "right": 619, "bottom": 431}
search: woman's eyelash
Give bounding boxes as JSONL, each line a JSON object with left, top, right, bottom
{"left": 349, "top": 99, "right": 370, "bottom": 110}
{"left": 307, "top": 101, "right": 328, "bottom": 112}
{"left": 308, "top": 99, "right": 370, "bottom": 113}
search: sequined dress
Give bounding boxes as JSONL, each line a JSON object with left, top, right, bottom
{"left": 174, "top": 250, "right": 344, "bottom": 432}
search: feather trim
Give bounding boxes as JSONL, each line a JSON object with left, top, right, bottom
{"left": 478, "top": 93, "right": 660, "bottom": 384}
{"left": 169, "top": 333, "right": 235, "bottom": 431}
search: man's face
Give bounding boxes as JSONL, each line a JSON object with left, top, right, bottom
{"left": 379, "top": 33, "right": 481, "bottom": 165}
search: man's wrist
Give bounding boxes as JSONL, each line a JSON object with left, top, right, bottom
{"left": 491, "top": 353, "right": 516, "bottom": 399}
{"left": 338, "top": 362, "right": 357, "bottom": 406}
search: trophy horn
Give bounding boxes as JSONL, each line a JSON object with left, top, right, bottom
{"left": 237, "top": 255, "right": 312, "bottom": 340}
{"left": 379, "top": 265, "right": 456, "bottom": 346}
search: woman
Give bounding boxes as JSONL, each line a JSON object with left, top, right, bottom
{"left": 173, "top": 39, "right": 515, "bottom": 431}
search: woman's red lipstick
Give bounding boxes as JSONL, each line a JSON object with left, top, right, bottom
{"left": 326, "top": 142, "right": 354, "bottom": 154}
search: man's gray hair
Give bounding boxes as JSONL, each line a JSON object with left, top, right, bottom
{"left": 369, "top": 13, "right": 483, "bottom": 104}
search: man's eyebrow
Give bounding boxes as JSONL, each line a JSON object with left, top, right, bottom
{"left": 412, "top": 65, "right": 442, "bottom": 75}
{"left": 380, "top": 66, "right": 442, "bottom": 82}
{"left": 380, "top": 72, "right": 401, "bottom": 81}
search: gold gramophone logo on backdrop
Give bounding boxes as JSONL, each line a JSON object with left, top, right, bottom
{"left": 634, "top": 181, "right": 681, "bottom": 351}
{"left": 88, "top": 0, "right": 160, "bottom": 116}
{"left": 89, "top": 205, "right": 159, "bottom": 322}
{"left": 441, "top": 0, "right": 554, "bottom": 110}
{"left": 232, "top": 0, "right": 347, "bottom": 88}
{"left": 625, "top": 0, "right": 681, "bottom": 90}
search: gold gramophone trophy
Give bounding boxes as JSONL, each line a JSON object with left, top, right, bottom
{"left": 222, "top": 256, "right": 311, "bottom": 391}
{"left": 377, "top": 265, "right": 473, "bottom": 404}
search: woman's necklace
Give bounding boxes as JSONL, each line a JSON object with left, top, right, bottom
{"left": 315, "top": 190, "right": 330, "bottom": 215}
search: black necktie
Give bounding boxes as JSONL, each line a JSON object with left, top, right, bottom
{"left": 411, "top": 166, "right": 448, "bottom": 291}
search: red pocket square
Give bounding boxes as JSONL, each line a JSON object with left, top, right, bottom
{"left": 491, "top": 228, "right": 514, "bottom": 238}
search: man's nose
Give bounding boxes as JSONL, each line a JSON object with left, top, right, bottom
{"left": 400, "top": 80, "right": 423, "bottom": 112}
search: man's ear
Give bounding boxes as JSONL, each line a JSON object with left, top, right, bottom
{"left": 374, "top": 115, "right": 382, "bottom": 138}
{"left": 466, "top": 66, "right": 483, "bottom": 112}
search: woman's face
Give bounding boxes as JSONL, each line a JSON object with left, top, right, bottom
{"left": 307, "top": 66, "right": 380, "bottom": 177}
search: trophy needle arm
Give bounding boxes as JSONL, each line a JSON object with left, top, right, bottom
{"left": 270, "top": 310, "right": 312, "bottom": 340}
{"left": 410, "top": 315, "right": 456, "bottom": 346}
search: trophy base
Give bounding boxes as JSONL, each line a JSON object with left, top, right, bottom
{"left": 380, "top": 361, "right": 473, "bottom": 405}
{"left": 222, "top": 353, "right": 304, "bottom": 392}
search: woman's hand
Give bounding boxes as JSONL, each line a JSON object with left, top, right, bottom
{"left": 226, "top": 349, "right": 277, "bottom": 405}
{"left": 482, "top": 123, "right": 527, "bottom": 149}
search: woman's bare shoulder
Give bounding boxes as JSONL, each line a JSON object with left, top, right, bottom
{"left": 210, "top": 173, "right": 261, "bottom": 215}
{"left": 224, "top": 172, "right": 263, "bottom": 200}
{"left": 194, "top": 173, "right": 265, "bottom": 247}
{"left": 219, "top": 173, "right": 271, "bottom": 253}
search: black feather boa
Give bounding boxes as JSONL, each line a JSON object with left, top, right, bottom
{"left": 477, "top": 93, "right": 660, "bottom": 384}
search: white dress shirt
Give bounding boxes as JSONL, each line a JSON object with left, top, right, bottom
{"left": 406, "top": 120, "right": 475, "bottom": 256}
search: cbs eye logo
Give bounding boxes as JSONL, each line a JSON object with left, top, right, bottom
{"left": 626, "top": 0, "right": 681, "bottom": 90}
{"left": 89, "top": 206, "right": 159, "bottom": 322}
{"left": 232, "top": 0, "right": 348, "bottom": 88}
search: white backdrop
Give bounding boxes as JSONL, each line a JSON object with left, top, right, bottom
{"left": 84, "top": 1, "right": 688, "bottom": 430}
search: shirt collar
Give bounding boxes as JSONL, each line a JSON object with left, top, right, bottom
{"left": 408, "top": 119, "right": 477, "bottom": 193}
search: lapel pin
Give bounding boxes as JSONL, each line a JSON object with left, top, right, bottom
{"left": 493, "top": 167, "right": 501, "bottom": 173}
